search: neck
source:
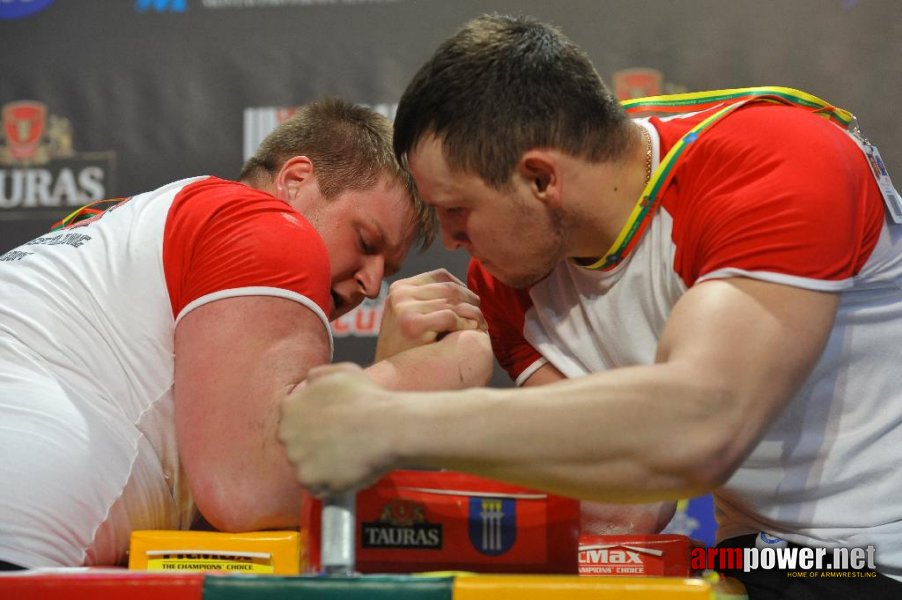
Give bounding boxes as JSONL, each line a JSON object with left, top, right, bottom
{"left": 241, "top": 173, "right": 275, "bottom": 196}
{"left": 566, "top": 121, "right": 652, "bottom": 261}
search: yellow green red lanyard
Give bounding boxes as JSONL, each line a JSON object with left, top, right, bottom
{"left": 50, "top": 197, "right": 127, "bottom": 230}
{"left": 580, "top": 86, "right": 856, "bottom": 271}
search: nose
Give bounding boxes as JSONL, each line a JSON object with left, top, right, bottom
{"left": 356, "top": 255, "right": 385, "bottom": 300}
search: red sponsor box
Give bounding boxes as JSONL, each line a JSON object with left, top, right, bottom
{"left": 578, "top": 534, "right": 692, "bottom": 577}
{"left": 301, "top": 470, "right": 580, "bottom": 574}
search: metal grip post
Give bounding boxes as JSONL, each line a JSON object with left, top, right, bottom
{"left": 320, "top": 491, "right": 356, "bottom": 575}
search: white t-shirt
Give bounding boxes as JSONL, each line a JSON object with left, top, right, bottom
{"left": 0, "top": 176, "right": 332, "bottom": 567}
{"left": 469, "top": 103, "right": 902, "bottom": 578}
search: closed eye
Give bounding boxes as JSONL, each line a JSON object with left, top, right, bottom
{"left": 359, "top": 234, "right": 377, "bottom": 255}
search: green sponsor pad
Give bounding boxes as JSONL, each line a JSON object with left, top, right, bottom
{"left": 203, "top": 574, "right": 453, "bottom": 600}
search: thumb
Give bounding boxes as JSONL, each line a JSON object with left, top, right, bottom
{"left": 306, "top": 361, "right": 364, "bottom": 383}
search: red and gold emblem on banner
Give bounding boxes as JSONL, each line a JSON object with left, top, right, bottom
{"left": 3, "top": 101, "right": 47, "bottom": 162}
{"left": 379, "top": 499, "right": 427, "bottom": 526}
{"left": 0, "top": 100, "right": 113, "bottom": 212}
{"left": 613, "top": 69, "right": 664, "bottom": 101}
{"left": 0, "top": 100, "right": 76, "bottom": 166}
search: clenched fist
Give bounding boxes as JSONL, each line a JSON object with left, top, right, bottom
{"left": 279, "top": 363, "right": 400, "bottom": 497}
{"left": 375, "top": 268, "right": 486, "bottom": 361}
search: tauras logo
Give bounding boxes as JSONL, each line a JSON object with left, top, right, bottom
{"left": 361, "top": 524, "right": 442, "bottom": 549}
{"left": 0, "top": 101, "right": 114, "bottom": 214}
{"left": 361, "top": 499, "right": 442, "bottom": 550}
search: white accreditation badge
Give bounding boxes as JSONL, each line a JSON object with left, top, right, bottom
{"left": 848, "top": 126, "right": 902, "bottom": 224}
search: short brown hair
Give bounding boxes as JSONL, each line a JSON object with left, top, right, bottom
{"left": 241, "top": 97, "right": 435, "bottom": 248}
{"left": 394, "top": 14, "right": 632, "bottom": 188}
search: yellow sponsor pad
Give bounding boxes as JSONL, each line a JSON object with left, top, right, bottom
{"left": 129, "top": 530, "right": 302, "bottom": 574}
{"left": 452, "top": 574, "right": 718, "bottom": 599}
{"left": 145, "top": 549, "right": 275, "bottom": 573}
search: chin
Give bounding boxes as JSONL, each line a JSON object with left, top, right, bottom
{"left": 492, "top": 267, "right": 553, "bottom": 290}
{"left": 329, "top": 291, "right": 344, "bottom": 321}
{"left": 330, "top": 299, "right": 363, "bottom": 321}
{"left": 481, "top": 250, "right": 559, "bottom": 290}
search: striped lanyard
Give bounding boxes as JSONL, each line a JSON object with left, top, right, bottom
{"left": 50, "top": 197, "right": 128, "bottom": 230}
{"left": 579, "top": 86, "right": 857, "bottom": 272}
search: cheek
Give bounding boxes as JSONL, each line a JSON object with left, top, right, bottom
{"left": 482, "top": 214, "right": 521, "bottom": 245}
{"left": 324, "top": 236, "right": 354, "bottom": 278}
{"left": 332, "top": 252, "right": 358, "bottom": 279}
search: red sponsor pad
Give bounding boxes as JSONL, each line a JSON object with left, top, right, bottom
{"left": 301, "top": 470, "right": 580, "bottom": 574}
{"left": 578, "top": 534, "right": 692, "bottom": 577}
{"left": 0, "top": 570, "right": 203, "bottom": 600}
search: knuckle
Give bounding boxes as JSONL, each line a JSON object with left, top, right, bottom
{"left": 388, "top": 279, "right": 409, "bottom": 293}
{"left": 440, "top": 281, "right": 460, "bottom": 295}
{"left": 399, "top": 315, "right": 422, "bottom": 337}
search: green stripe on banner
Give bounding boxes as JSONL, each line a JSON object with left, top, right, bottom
{"left": 203, "top": 575, "right": 454, "bottom": 600}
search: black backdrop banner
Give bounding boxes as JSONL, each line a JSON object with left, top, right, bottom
{"left": 1, "top": 0, "right": 899, "bottom": 545}
{"left": 4, "top": 0, "right": 899, "bottom": 365}
{"left": 3, "top": 0, "right": 899, "bottom": 252}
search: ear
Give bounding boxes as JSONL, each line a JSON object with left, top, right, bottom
{"left": 516, "top": 150, "right": 560, "bottom": 208}
{"left": 273, "top": 155, "right": 317, "bottom": 203}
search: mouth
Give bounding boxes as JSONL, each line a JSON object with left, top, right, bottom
{"left": 330, "top": 290, "right": 344, "bottom": 319}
